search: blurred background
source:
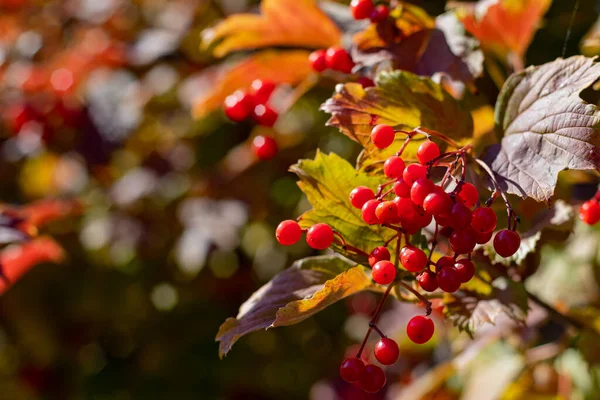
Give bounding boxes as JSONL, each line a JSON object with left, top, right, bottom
{"left": 0, "top": 0, "right": 599, "bottom": 399}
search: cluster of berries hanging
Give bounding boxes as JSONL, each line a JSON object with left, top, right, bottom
{"left": 350, "top": 0, "right": 390, "bottom": 23}
{"left": 579, "top": 190, "right": 600, "bottom": 225}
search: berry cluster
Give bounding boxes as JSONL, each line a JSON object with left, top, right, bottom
{"left": 579, "top": 191, "right": 600, "bottom": 225}
{"left": 350, "top": 0, "right": 390, "bottom": 23}
{"left": 309, "top": 47, "right": 355, "bottom": 74}
{"left": 223, "top": 79, "right": 279, "bottom": 126}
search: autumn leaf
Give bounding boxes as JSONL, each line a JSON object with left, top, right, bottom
{"left": 482, "top": 56, "right": 600, "bottom": 202}
{"left": 202, "top": 0, "right": 340, "bottom": 58}
{"left": 215, "top": 255, "right": 370, "bottom": 358}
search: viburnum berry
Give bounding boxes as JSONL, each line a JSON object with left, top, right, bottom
{"left": 435, "top": 213, "right": 451, "bottom": 227}
{"left": 580, "top": 199, "right": 600, "bottom": 225}
{"left": 370, "top": 124, "right": 395, "bottom": 149}
{"left": 383, "top": 156, "right": 405, "bottom": 179}
{"left": 410, "top": 178, "right": 435, "bottom": 206}
{"left": 394, "top": 196, "right": 413, "bottom": 218}
{"left": 309, "top": 49, "right": 327, "bottom": 72}
{"left": 360, "top": 364, "right": 386, "bottom": 393}
{"left": 252, "top": 104, "right": 278, "bottom": 127}
{"left": 454, "top": 259, "right": 475, "bottom": 283}
{"left": 350, "top": 0, "right": 374, "bottom": 20}
{"left": 475, "top": 230, "right": 493, "bottom": 244}
{"left": 362, "top": 199, "right": 381, "bottom": 225}
{"left": 368, "top": 246, "right": 390, "bottom": 267}
{"left": 449, "top": 202, "right": 472, "bottom": 230}
{"left": 325, "top": 47, "right": 354, "bottom": 73}
{"left": 223, "top": 90, "right": 253, "bottom": 122}
{"left": 306, "top": 223, "right": 334, "bottom": 250}
{"left": 437, "top": 267, "right": 461, "bottom": 292}
{"left": 372, "top": 260, "right": 396, "bottom": 285}
{"left": 403, "top": 164, "right": 427, "bottom": 185}
{"left": 394, "top": 179, "right": 411, "bottom": 198}
{"left": 417, "top": 141, "right": 440, "bottom": 165}
{"left": 471, "top": 207, "right": 497, "bottom": 233}
{"left": 350, "top": 186, "right": 375, "bottom": 209}
{"left": 400, "top": 245, "right": 428, "bottom": 273}
{"left": 369, "top": 5, "right": 389, "bottom": 23}
{"left": 252, "top": 135, "right": 278, "bottom": 160}
{"left": 417, "top": 270, "right": 438, "bottom": 292}
{"left": 275, "top": 220, "right": 302, "bottom": 246}
{"left": 340, "top": 357, "right": 365, "bottom": 383}
{"left": 436, "top": 256, "right": 455, "bottom": 271}
{"left": 374, "top": 337, "right": 399, "bottom": 365}
{"left": 250, "top": 79, "right": 276, "bottom": 104}
{"left": 493, "top": 229, "right": 521, "bottom": 257}
{"left": 449, "top": 226, "right": 477, "bottom": 254}
{"left": 457, "top": 182, "right": 479, "bottom": 208}
{"left": 357, "top": 77, "right": 375, "bottom": 88}
{"left": 423, "top": 190, "right": 452, "bottom": 217}
{"left": 406, "top": 315, "right": 434, "bottom": 344}
{"left": 400, "top": 211, "right": 423, "bottom": 234}
{"left": 375, "top": 201, "right": 398, "bottom": 223}
{"left": 413, "top": 209, "right": 433, "bottom": 228}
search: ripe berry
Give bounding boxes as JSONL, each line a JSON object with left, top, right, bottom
{"left": 417, "top": 270, "right": 438, "bottom": 292}
{"left": 400, "top": 245, "right": 428, "bottom": 272}
{"left": 369, "top": 5, "right": 389, "bottom": 23}
{"left": 340, "top": 357, "right": 365, "bottom": 383}
{"left": 350, "top": 186, "right": 375, "bottom": 209}
{"left": 224, "top": 90, "right": 253, "bottom": 122}
{"left": 362, "top": 199, "right": 381, "bottom": 225}
{"left": 252, "top": 135, "right": 278, "bottom": 160}
{"left": 350, "top": 0, "right": 374, "bottom": 20}
{"left": 457, "top": 182, "right": 479, "bottom": 208}
{"left": 383, "top": 156, "right": 405, "bottom": 179}
{"left": 252, "top": 104, "right": 278, "bottom": 127}
{"left": 475, "top": 230, "right": 493, "bottom": 244}
{"left": 403, "top": 164, "right": 427, "bottom": 185}
{"left": 394, "top": 179, "right": 411, "bottom": 198}
{"left": 306, "top": 223, "right": 334, "bottom": 250}
{"left": 250, "top": 79, "right": 276, "bottom": 104}
{"left": 406, "top": 315, "right": 434, "bottom": 344}
{"left": 435, "top": 213, "right": 451, "bottom": 227}
{"left": 423, "top": 190, "right": 452, "bottom": 217}
{"left": 454, "top": 259, "right": 475, "bottom": 283}
{"left": 400, "top": 212, "right": 421, "bottom": 234}
{"left": 471, "top": 207, "right": 497, "bottom": 233}
{"left": 413, "top": 209, "right": 433, "bottom": 228}
{"left": 410, "top": 178, "right": 435, "bottom": 206}
{"left": 437, "top": 267, "right": 461, "bottom": 292}
{"left": 325, "top": 47, "right": 354, "bottom": 73}
{"left": 580, "top": 200, "right": 600, "bottom": 225}
{"left": 374, "top": 337, "right": 399, "bottom": 365}
{"left": 372, "top": 260, "right": 396, "bottom": 285}
{"left": 493, "top": 229, "right": 521, "bottom": 257}
{"left": 417, "top": 141, "right": 440, "bottom": 165}
{"left": 450, "top": 202, "right": 472, "bottom": 230}
{"left": 376, "top": 201, "right": 398, "bottom": 223}
{"left": 370, "top": 124, "right": 395, "bottom": 149}
{"left": 436, "top": 256, "right": 455, "bottom": 271}
{"left": 275, "top": 220, "right": 302, "bottom": 245}
{"left": 309, "top": 49, "right": 327, "bottom": 72}
{"left": 369, "top": 246, "right": 390, "bottom": 267}
{"left": 449, "top": 227, "right": 477, "bottom": 254}
{"left": 357, "top": 77, "right": 375, "bottom": 88}
{"left": 393, "top": 196, "right": 413, "bottom": 218}
{"left": 360, "top": 364, "right": 386, "bottom": 393}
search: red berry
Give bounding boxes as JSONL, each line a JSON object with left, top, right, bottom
{"left": 436, "top": 256, "right": 455, "bottom": 271}
{"left": 306, "top": 223, "right": 334, "bottom": 250}
{"left": 400, "top": 212, "right": 421, "bottom": 234}
{"left": 325, "top": 47, "right": 354, "bottom": 73}
{"left": 454, "top": 259, "right": 475, "bottom": 283}
{"left": 471, "top": 207, "right": 497, "bottom": 233}
{"left": 400, "top": 245, "right": 428, "bottom": 272}
{"left": 393, "top": 179, "right": 411, "bottom": 198}
{"left": 376, "top": 201, "right": 398, "bottom": 223}
{"left": 372, "top": 260, "right": 396, "bottom": 285}
{"left": 350, "top": 186, "right": 375, "bottom": 209}
{"left": 370, "top": 124, "right": 395, "bottom": 149}
{"left": 340, "top": 357, "right": 365, "bottom": 383}
{"left": 360, "top": 364, "right": 386, "bottom": 393}
{"left": 580, "top": 200, "right": 600, "bottom": 225}
{"left": 403, "top": 164, "right": 427, "bottom": 185}
{"left": 350, "top": 0, "right": 374, "bottom": 20}
{"left": 449, "top": 227, "right": 477, "bottom": 254}
{"left": 413, "top": 209, "right": 433, "bottom": 228}
{"left": 475, "top": 230, "right": 493, "bottom": 244}
{"left": 493, "top": 229, "right": 521, "bottom": 257}
{"left": 374, "top": 337, "right": 399, "bottom": 365}
{"left": 383, "top": 156, "right": 405, "bottom": 179}
{"left": 252, "top": 135, "right": 278, "bottom": 160}
{"left": 394, "top": 197, "right": 413, "bottom": 218}
{"left": 252, "top": 104, "right": 278, "bottom": 127}
{"left": 457, "top": 182, "right": 479, "bottom": 208}
{"left": 437, "top": 267, "right": 461, "bottom": 292}
{"left": 369, "top": 246, "right": 390, "bottom": 267}
{"left": 410, "top": 178, "right": 435, "bottom": 206}
{"left": 250, "top": 79, "right": 276, "bottom": 104}
{"left": 369, "top": 5, "right": 389, "bottom": 23}
{"left": 309, "top": 49, "right": 328, "bottom": 72}
{"left": 223, "top": 90, "right": 253, "bottom": 122}
{"left": 275, "top": 220, "right": 302, "bottom": 245}
{"left": 357, "top": 77, "right": 375, "bottom": 88}
{"left": 423, "top": 190, "right": 452, "bottom": 217}
{"left": 362, "top": 199, "right": 381, "bottom": 225}
{"left": 406, "top": 315, "right": 434, "bottom": 344}
{"left": 417, "top": 270, "right": 438, "bottom": 292}
{"left": 449, "top": 202, "right": 472, "bottom": 230}
{"left": 435, "top": 213, "right": 452, "bottom": 227}
{"left": 417, "top": 141, "right": 440, "bottom": 165}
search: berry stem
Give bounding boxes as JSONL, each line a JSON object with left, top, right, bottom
{"left": 475, "top": 158, "right": 518, "bottom": 230}
{"left": 413, "top": 126, "right": 461, "bottom": 149}
{"left": 356, "top": 283, "right": 395, "bottom": 358}
{"left": 397, "top": 281, "right": 433, "bottom": 315}
{"left": 427, "top": 223, "right": 439, "bottom": 264}
{"left": 384, "top": 232, "right": 400, "bottom": 247}
{"left": 375, "top": 180, "right": 395, "bottom": 197}
{"left": 333, "top": 230, "right": 369, "bottom": 257}
{"left": 368, "top": 322, "right": 386, "bottom": 338}
{"left": 396, "top": 135, "right": 413, "bottom": 157}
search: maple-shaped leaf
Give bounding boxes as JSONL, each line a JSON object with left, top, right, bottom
{"left": 202, "top": 0, "right": 340, "bottom": 58}
{"left": 482, "top": 56, "right": 600, "bottom": 202}
{"left": 215, "top": 255, "right": 371, "bottom": 358}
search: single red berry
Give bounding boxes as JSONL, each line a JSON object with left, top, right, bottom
{"left": 350, "top": 0, "right": 374, "bottom": 20}
{"left": 471, "top": 207, "right": 497, "bottom": 233}
{"left": 223, "top": 90, "right": 253, "bottom": 122}
{"left": 410, "top": 178, "right": 435, "bottom": 206}
{"left": 393, "top": 179, "right": 411, "bottom": 198}
{"left": 413, "top": 209, "right": 433, "bottom": 228}
{"left": 423, "top": 190, "right": 452, "bottom": 217}
{"left": 400, "top": 245, "right": 428, "bottom": 272}
{"left": 252, "top": 135, "right": 278, "bottom": 160}
{"left": 275, "top": 220, "right": 302, "bottom": 245}
{"left": 475, "top": 230, "right": 493, "bottom": 244}
{"left": 374, "top": 337, "right": 399, "bottom": 365}
{"left": 325, "top": 47, "right": 354, "bottom": 73}
{"left": 372, "top": 260, "right": 396, "bottom": 285}
{"left": 306, "top": 223, "right": 334, "bottom": 250}
{"left": 435, "top": 213, "right": 451, "bottom": 227}
{"left": 360, "top": 364, "right": 386, "bottom": 393}
{"left": 340, "top": 357, "right": 365, "bottom": 383}
{"left": 350, "top": 186, "right": 375, "bottom": 209}
{"left": 406, "top": 315, "right": 434, "bottom": 344}
{"left": 437, "top": 267, "right": 461, "bottom": 293}
{"left": 309, "top": 49, "right": 328, "bottom": 72}
{"left": 400, "top": 211, "right": 421, "bottom": 234}
{"left": 439, "top": 226, "right": 454, "bottom": 237}
{"left": 369, "top": 246, "right": 390, "bottom": 267}
{"left": 580, "top": 200, "right": 600, "bottom": 225}
{"left": 394, "top": 197, "right": 414, "bottom": 218}
{"left": 252, "top": 104, "right": 278, "bottom": 127}
{"left": 449, "top": 202, "right": 472, "bottom": 230}
{"left": 417, "top": 141, "right": 440, "bottom": 165}
{"left": 493, "top": 229, "right": 521, "bottom": 257}
{"left": 370, "top": 124, "right": 395, "bottom": 149}
{"left": 369, "top": 5, "right": 389, "bottom": 23}
{"left": 383, "top": 156, "right": 405, "bottom": 179}
{"left": 457, "top": 182, "right": 479, "bottom": 208}
{"left": 357, "top": 77, "right": 375, "bottom": 88}
{"left": 449, "top": 227, "right": 477, "bottom": 254}
{"left": 454, "top": 259, "right": 475, "bottom": 283}
{"left": 436, "top": 256, "right": 455, "bottom": 272}
{"left": 403, "top": 164, "right": 427, "bottom": 185}
{"left": 417, "top": 270, "right": 438, "bottom": 292}
{"left": 250, "top": 79, "right": 276, "bottom": 104}
{"left": 376, "top": 201, "right": 398, "bottom": 223}
{"left": 362, "top": 199, "right": 381, "bottom": 225}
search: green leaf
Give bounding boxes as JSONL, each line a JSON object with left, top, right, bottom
{"left": 483, "top": 56, "right": 600, "bottom": 201}
{"left": 215, "top": 255, "right": 370, "bottom": 358}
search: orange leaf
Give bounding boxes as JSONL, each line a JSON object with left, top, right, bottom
{"left": 203, "top": 0, "right": 340, "bottom": 58}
